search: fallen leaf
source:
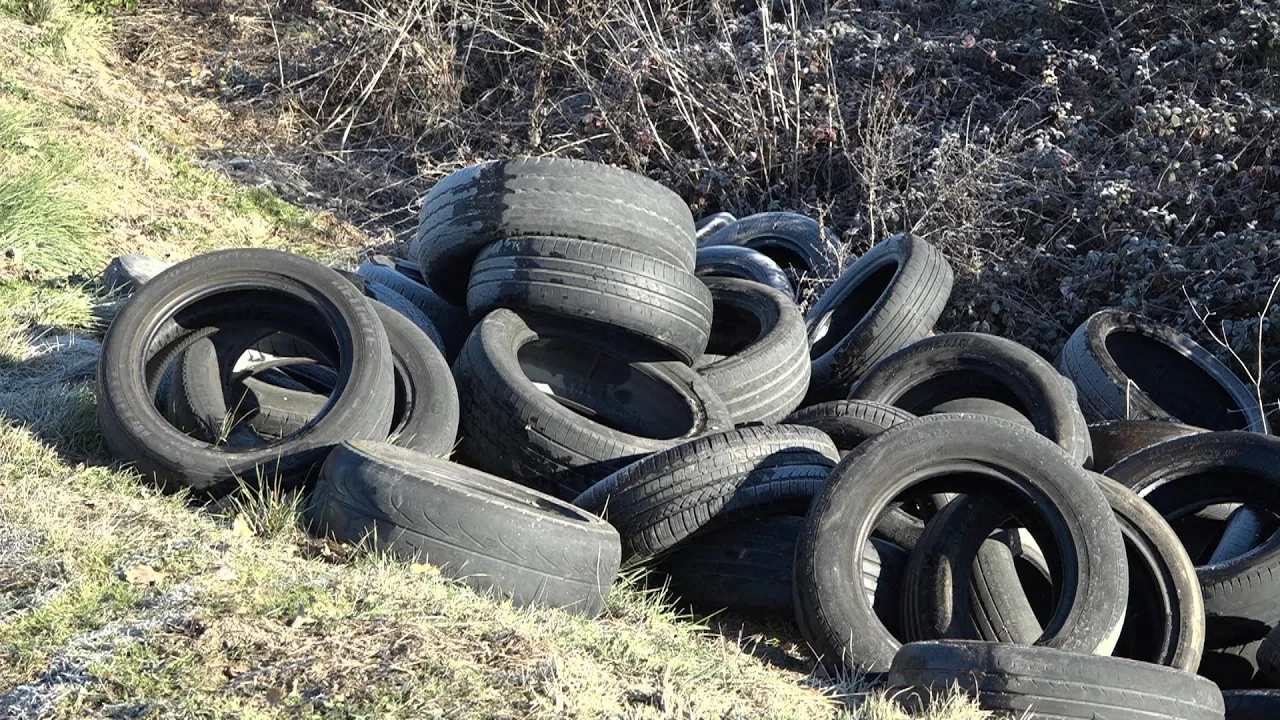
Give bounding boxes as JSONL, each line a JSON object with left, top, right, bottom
{"left": 409, "top": 563, "right": 440, "bottom": 576}
{"left": 124, "top": 565, "right": 168, "bottom": 585}
{"left": 207, "top": 565, "right": 238, "bottom": 583}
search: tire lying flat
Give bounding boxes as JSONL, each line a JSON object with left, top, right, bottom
{"left": 1059, "top": 309, "right": 1266, "bottom": 432}
{"left": 888, "top": 641, "right": 1225, "bottom": 720}
{"left": 453, "top": 309, "right": 732, "bottom": 501}
{"left": 805, "top": 234, "right": 953, "bottom": 402}
{"left": 309, "top": 441, "right": 620, "bottom": 617}
{"left": 694, "top": 245, "right": 795, "bottom": 300}
{"left": 416, "top": 157, "right": 696, "bottom": 303}
{"left": 573, "top": 425, "right": 838, "bottom": 561}
{"left": 783, "top": 400, "right": 916, "bottom": 456}
{"left": 468, "top": 237, "right": 713, "bottom": 365}
{"left": 698, "top": 211, "right": 840, "bottom": 281}
{"left": 695, "top": 277, "right": 810, "bottom": 424}
{"left": 96, "top": 249, "right": 395, "bottom": 496}
{"left": 848, "top": 332, "right": 1093, "bottom": 466}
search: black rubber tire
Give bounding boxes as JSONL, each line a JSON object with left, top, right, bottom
{"left": 848, "top": 332, "right": 1093, "bottom": 466}
{"left": 804, "top": 234, "right": 953, "bottom": 402}
{"left": 1209, "top": 507, "right": 1278, "bottom": 565}
{"left": 357, "top": 262, "right": 471, "bottom": 361}
{"left": 96, "top": 249, "right": 395, "bottom": 496}
{"left": 929, "top": 397, "right": 1033, "bottom": 428}
{"left": 1104, "top": 431, "right": 1280, "bottom": 648}
{"left": 339, "top": 269, "right": 446, "bottom": 355}
{"left": 794, "top": 414, "right": 1126, "bottom": 673}
{"left": 416, "top": 157, "right": 695, "bottom": 303}
{"left": 888, "top": 641, "right": 1225, "bottom": 720}
{"left": 694, "top": 277, "right": 810, "bottom": 424}
{"left": 865, "top": 537, "right": 911, "bottom": 639}
{"left": 1059, "top": 309, "right": 1266, "bottom": 432}
{"left": 782, "top": 400, "right": 916, "bottom": 456}
{"left": 1090, "top": 419, "right": 1208, "bottom": 473}
{"left": 172, "top": 303, "right": 460, "bottom": 457}
{"left": 694, "top": 245, "right": 795, "bottom": 300}
{"left": 308, "top": 441, "right": 620, "bottom": 617}
{"left": 468, "top": 237, "right": 713, "bottom": 365}
{"left": 1201, "top": 640, "right": 1267, "bottom": 691}
{"left": 661, "top": 514, "right": 801, "bottom": 616}
{"left": 924, "top": 473, "right": 1204, "bottom": 670}
{"left": 363, "top": 254, "right": 427, "bottom": 285}
{"left": 1255, "top": 625, "right": 1280, "bottom": 687}
{"left": 694, "top": 211, "right": 736, "bottom": 241}
{"left": 453, "top": 309, "right": 732, "bottom": 501}
{"left": 698, "top": 211, "right": 839, "bottom": 281}
{"left": 572, "top": 425, "right": 838, "bottom": 561}
{"left": 1224, "top": 690, "right": 1280, "bottom": 719}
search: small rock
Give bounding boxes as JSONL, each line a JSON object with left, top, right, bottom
{"left": 103, "top": 254, "right": 172, "bottom": 293}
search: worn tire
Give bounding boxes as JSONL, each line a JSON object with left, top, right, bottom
{"left": 453, "top": 309, "right": 732, "bottom": 501}
{"left": 783, "top": 400, "right": 916, "bottom": 456}
{"left": 694, "top": 245, "right": 795, "bottom": 300}
{"left": 805, "top": 234, "right": 953, "bottom": 402}
{"left": 795, "top": 414, "right": 1126, "bottom": 673}
{"left": 888, "top": 641, "right": 1225, "bottom": 720}
{"left": 572, "top": 425, "right": 838, "bottom": 561}
{"left": 930, "top": 397, "right": 1033, "bottom": 428}
{"left": 849, "top": 332, "right": 1093, "bottom": 466}
{"left": 698, "top": 211, "right": 839, "bottom": 281}
{"left": 416, "top": 157, "right": 695, "bottom": 303}
{"left": 96, "top": 249, "right": 395, "bottom": 496}
{"left": 1059, "top": 309, "right": 1266, "bottom": 432}
{"left": 357, "top": 262, "right": 471, "bottom": 361}
{"left": 1201, "top": 640, "right": 1267, "bottom": 691}
{"left": 1105, "top": 431, "right": 1280, "bottom": 648}
{"left": 695, "top": 278, "right": 810, "bottom": 424}
{"left": 308, "top": 441, "right": 620, "bottom": 617}
{"left": 1090, "top": 419, "right": 1208, "bottom": 472}
{"left": 694, "top": 212, "right": 736, "bottom": 241}
{"left": 468, "top": 237, "right": 713, "bottom": 364}
{"left": 1224, "top": 690, "right": 1280, "bottom": 719}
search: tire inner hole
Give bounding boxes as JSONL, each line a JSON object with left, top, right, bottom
{"left": 704, "top": 298, "right": 765, "bottom": 357}
{"left": 809, "top": 263, "right": 897, "bottom": 356}
{"left": 1105, "top": 329, "right": 1247, "bottom": 431}
{"left": 519, "top": 338, "right": 695, "bottom": 440}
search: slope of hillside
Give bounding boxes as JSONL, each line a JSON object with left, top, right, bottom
{"left": 0, "top": 3, "right": 984, "bottom": 718}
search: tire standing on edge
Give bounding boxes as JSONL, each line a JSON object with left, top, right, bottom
{"left": 309, "top": 441, "right": 620, "bottom": 617}
{"left": 794, "top": 414, "right": 1126, "bottom": 673}
{"left": 453, "top": 309, "right": 732, "bottom": 501}
{"left": 848, "top": 332, "right": 1093, "bottom": 465}
{"left": 1059, "top": 309, "right": 1266, "bottom": 432}
{"left": 804, "top": 234, "right": 953, "bottom": 403}
{"left": 96, "top": 249, "right": 395, "bottom": 497}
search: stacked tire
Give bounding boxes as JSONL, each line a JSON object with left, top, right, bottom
{"left": 93, "top": 155, "right": 1280, "bottom": 720}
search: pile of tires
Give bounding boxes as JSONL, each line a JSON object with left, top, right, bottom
{"left": 95, "top": 157, "right": 1280, "bottom": 718}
